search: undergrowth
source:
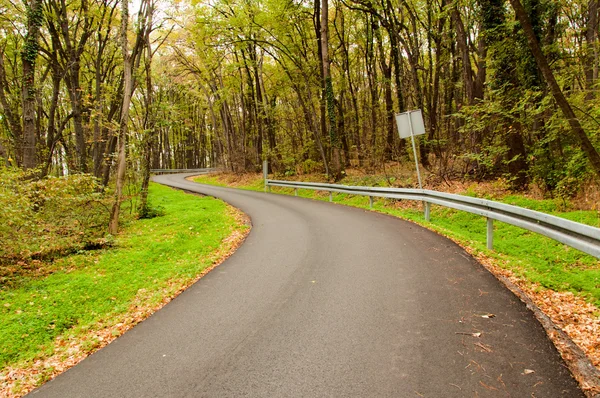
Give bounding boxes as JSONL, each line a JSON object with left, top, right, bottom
{"left": 0, "top": 168, "right": 112, "bottom": 286}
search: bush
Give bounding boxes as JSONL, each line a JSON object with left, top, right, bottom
{"left": 0, "top": 168, "right": 111, "bottom": 267}
{"left": 137, "top": 202, "right": 165, "bottom": 219}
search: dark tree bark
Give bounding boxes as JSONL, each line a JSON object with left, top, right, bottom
{"left": 374, "top": 23, "right": 395, "bottom": 161}
{"left": 0, "top": 49, "right": 23, "bottom": 159}
{"left": 453, "top": 8, "right": 476, "bottom": 104}
{"left": 139, "top": 0, "right": 156, "bottom": 215}
{"left": 320, "top": 0, "right": 343, "bottom": 180}
{"left": 21, "top": 0, "right": 44, "bottom": 169}
{"left": 585, "top": 0, "right": 598, "bottom": 99}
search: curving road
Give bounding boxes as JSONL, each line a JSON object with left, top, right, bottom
{"left": 30, "top": 173, "right": 583, "bottom": 397}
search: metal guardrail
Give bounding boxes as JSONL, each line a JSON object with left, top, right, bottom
{"left": 150, "top": 168, "right": 217, "bottom": 174}
{"left": 263, "top": 178, "right": 600, "bottom": 259}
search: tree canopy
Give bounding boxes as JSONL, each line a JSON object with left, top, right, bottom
{"left": 1, "top": 0, "right": 599, "bottom": 203}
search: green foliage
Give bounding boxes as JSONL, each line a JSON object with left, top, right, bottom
{"left": 137, "top": 202, "right": 166, "bottom": 219}
{"left": 0, "top": 183, "right": 244, "bottom": 371}
{"left": 0, "top": 167, "right": 111, "bottom": 276}
{"left": 527, "top": 94, "right": 592, "bottom": 197}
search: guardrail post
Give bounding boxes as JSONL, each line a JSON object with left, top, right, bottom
{"left": 424, "top": 202, "right": 431, "bottom": 222}
{"left": 487, "top": 218, "right": 494, "bottom": 250}
{"left": 329, "top": 192, "right": 333, "bottom": 202}
{"left": 294, "top": 188, "right": 298, "bottom": 196}
{"left": 263, "top": 160, "right": 268, "bottom": 192}
{"left": 369, "top": 196, "right": 373, "bottom": 209}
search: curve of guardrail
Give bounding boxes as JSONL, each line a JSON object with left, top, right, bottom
{"left": 264, "top": 178, "right": 600, "bottom": 259}
{"left": 150, "top": 168, "right": 218, "bottom": 174}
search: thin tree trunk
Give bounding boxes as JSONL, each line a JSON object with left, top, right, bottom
{"left": 139, "top": 0, "right": 155, "bottom": 214}
{"left": 321, "top": 0, "right": 342, "bottom": 180}
{"left": 452, "top": 8, "right": 475, "bottom": 104}
{"left": 585, "top": 0, "right": 598, "bottom": 100}
{"left": 0, "top": 50, "right": 23, "bottom": 158}
{"left": 314, "top": 0, "right": 329, "bottom": 170}
{"left": 40, "top": 70, "right": 61, "bottom": 177}
{"left": 109, "top": 0, "right": 134, "bottom": 234}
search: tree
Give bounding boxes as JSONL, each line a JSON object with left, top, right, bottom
{"left": 320, "top": 0, "right": 343, "bottom": 180}
{"left": 109, "top": 0, "right": 148, "bottom": 233}
{"left": 21, "top": 0, "right": 43, "bottom": 169}
{"left": 509, "top": 0, "right": 600, "bottom": 178}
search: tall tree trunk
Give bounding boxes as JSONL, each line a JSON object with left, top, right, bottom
{"left": 93, "top": 34, "right": 106, "bottom": 177}
{"left": 21, "top": 0, "right": 43, "bottom": 169}
{"left": 585, "top": 0, "right": 598, "bottom": 100}
{"left": 366, "top": 17, "right": 378, "bottom": 165}
{"left": 321, "top": 0, "right": 343, "bottom": 180}
{"left": 139, "top": 0, "right": 155, "bottom": 215}
{"left": 65, "top": 66, "right": 88, "bottom": 172}
{"left": 314, "top": 0, "right": 329, "bottom": 170}
{"left": 374, "top": 24, "right": 394, "bottom": 161}
{"left": 452, "top": 8, "right": 475, "bottom": 104}
{"left": 40, "top": 69, "right": 62, "bottom": 177}
{"left": 0, "top": 50, "right": 23, "bottom": 159}
{"left": 338, "top": 11, "right": 362, "bottom": 165}
{"left": 386, "top": 19, "right": 406, "bottom": 157}
{"left": 109, "top": 0, "right": 134, "bottom": 234}
{"left": 509, "top": 0, "right": 600, "bottom": 177}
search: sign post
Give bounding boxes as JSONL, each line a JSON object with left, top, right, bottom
{"left": 395, "top": 110, "right": 425, "bottom": 189}
{"left": 395, "top": 110, "right": 430, "bottom": 221}
{"left": 263, "top": 160, "right": 268, "bottom": 192}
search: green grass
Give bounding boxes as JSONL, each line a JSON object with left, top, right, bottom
{"left": 194, "top": 174, "right": 600, "bottom": 306}
{"left": 189, "top": 174, "right": 230, "bottom": 187}
{"left": 0, "top": 182, "right": 245, "bottom": 371}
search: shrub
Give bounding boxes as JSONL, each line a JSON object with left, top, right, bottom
{"left": 0, "top": 168, "right": 111, "bottom": 268}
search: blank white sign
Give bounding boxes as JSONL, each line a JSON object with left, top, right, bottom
{"left": 395, "top": 110, "right": 425, "bottom": 139}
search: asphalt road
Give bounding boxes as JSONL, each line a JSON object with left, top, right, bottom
{"left": 29, "top": 173, "right": 583, "bottom": 397}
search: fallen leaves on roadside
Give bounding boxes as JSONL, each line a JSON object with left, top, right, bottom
{"left": 456, "top": 332, "right": 482, "bottom": 338}
{"left": 461, "top": 247, "right": 600, "bottom": 397}
{"left": 474, "top": 342, "right": 493, "bottom": 353}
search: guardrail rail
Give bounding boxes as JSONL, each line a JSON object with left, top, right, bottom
{"left": 261, "top": 163, "right": 599, "bottom": 259}
{"left": 151, "top": 168, "right": 218, "bottom": 174}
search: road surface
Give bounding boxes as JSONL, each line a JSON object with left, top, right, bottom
{"left": 29, "top": 173, "right": 582, "bottom": 397}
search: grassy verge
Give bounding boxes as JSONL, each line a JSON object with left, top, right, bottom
{"left": 193, "top": 173, "right": 600, "bottom": 306}
{"left": 0, "top": 182, "right": 248, "bottom": 396}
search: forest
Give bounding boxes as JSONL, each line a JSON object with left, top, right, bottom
{"left": 1, "top": 0, "right": 600, "bottom": 209}
{"left": 2, "top": 1, "right": 600, "bottom": 392}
